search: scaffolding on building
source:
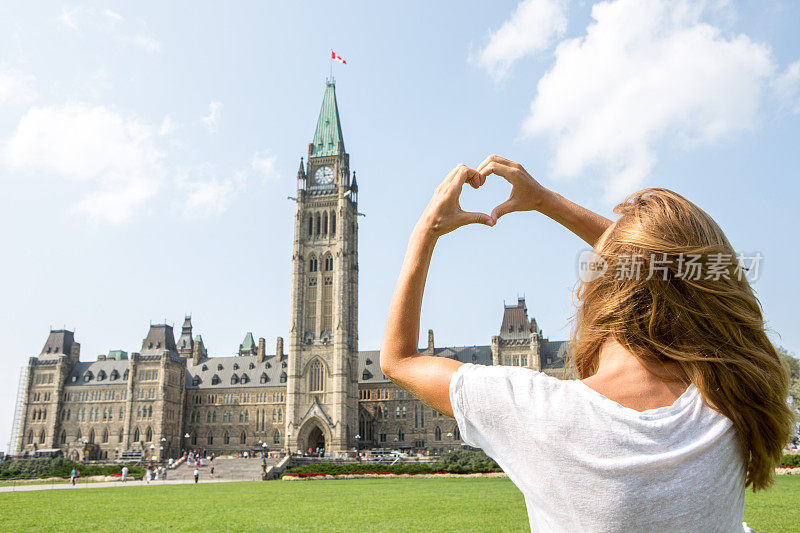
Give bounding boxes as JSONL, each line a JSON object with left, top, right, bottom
{"left": 8, "top": 365, "right": 29, "bottom": 456}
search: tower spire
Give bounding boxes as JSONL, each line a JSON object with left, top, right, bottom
{"left": 310, "top": 81, "right": 344, "bottom": 158}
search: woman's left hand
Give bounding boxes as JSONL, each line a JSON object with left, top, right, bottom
{"left": 415, "top": 164, "right": 495, "bottom": 238}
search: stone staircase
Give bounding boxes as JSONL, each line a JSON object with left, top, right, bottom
{"left": 169, "top": 456, "right": 281, "bottom": 482}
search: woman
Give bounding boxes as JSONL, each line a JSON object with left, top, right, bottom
{"left": 380, "top": 155, "right": 792, "bottom": 532}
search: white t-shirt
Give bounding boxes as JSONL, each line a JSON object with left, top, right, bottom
{"left": 449, "top": 364, "right": 747, "bottom": 533}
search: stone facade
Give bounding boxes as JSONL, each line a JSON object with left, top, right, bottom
{"left": 10, "top": 81, "right": 569, "bottom": 460}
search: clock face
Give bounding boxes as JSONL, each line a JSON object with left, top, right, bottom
{"left": 314, "top": 166, "right": 334, "bottom": 185}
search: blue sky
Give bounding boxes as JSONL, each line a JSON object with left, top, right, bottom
{"left": 1, "top": 0, "right": 798, "bottom": 452}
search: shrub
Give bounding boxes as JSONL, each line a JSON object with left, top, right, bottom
{"left": 434, "top": 450, "right": 501, "bottom": 474}
{"left": 780, "top": 454, "right": 800, "bottom": 468}
{"left": 0, "top": 458, "right": 144, "bottom": 480}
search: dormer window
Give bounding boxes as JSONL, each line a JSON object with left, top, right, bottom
{"left": 54, "top": 347, "right": 59, "bottom": 353}
{"left": 110, "top": 370, "right": 119, "bottom": 381}
{"left": 202, "top": 364, "right": 208, "bottom": 371}
{"left": 192, "top": 376, "right": 201, "bottom": 386}
{"left": 241, "top": 373, "right": 249, "bottom": 384}
{"left": 97, "top": 371, "right": 106, "bottom": 381}
{"left": 249, "top": 362, "right": 255, "bottom": 370}
{"left": 281, "top": 361, "right": 287, "bottom": 368}
{"left": 265, "top": 362, "right": 271, "bottom": 369}
{"left": 366, "top": 358, "right": 372, "bottom": 365}
{"left": 71, "top": 376, "right": 77, "bottom": 382}
{"left": 149, "top": 342, "right": 153, "bottom": 349}
{"left": 211, "top": 374, "right": 220, "bottom": 385}
{"left": 260, "top": 373, "right": 268, "bottom": 384}
{"left": 83, "top": 371, "right": 93, "bottom": 382}
{"left": 362, "top": 370, "right": 372, "bottom": 380}
{"left": 123, "top": 369, "right": 129, "bottom": 380}
{"left": 157, "top": 342, "right": 162, "bottom": 348}
{"left": 46, "top": 347, "right": 51, "bottom": 353}
{"left": 217, "top": 364, "right": 223, "bottom": 371}
{"left": 231, "top": 373, "right": 239, "bottom": 385}
{"left": 233, "top": 363, "right": 239, "bottom": 370}
{"left": 280, "top": 371, "right": 287, "bottom": 383}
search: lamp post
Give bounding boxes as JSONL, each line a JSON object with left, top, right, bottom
{"left": 355, "top": 434, "right": 361, "bottom": 457}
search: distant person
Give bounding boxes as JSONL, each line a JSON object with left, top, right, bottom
{"left": 145, "top": 467, "right": 152, "bottom": 484}
{"left": 168, "top": 457, "right": 174, "bottom": 468}
{"left": 193, "top": 468, "right": 199, "bottom": 484}
{"left": 121, "top": 466, "right": 129, "bottom": 482}
{"left": 210, "top": 465, "right": 215, "bottom": 478}
{"left": 161, "top": 466, "right": 167, "bottom": 480}
{"left": 380, "top": 158, "right": 793, "bottom": 532}
{"left": 69, "top": 467, "right": 78, "bottom": 486}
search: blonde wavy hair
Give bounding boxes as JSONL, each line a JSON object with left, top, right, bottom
{"left": 570, "top": 187, "right": 793, "bottom": 491}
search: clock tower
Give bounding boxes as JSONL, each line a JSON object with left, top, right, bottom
{"left": 285, "top": 80, "right": 360, "bottom": 454}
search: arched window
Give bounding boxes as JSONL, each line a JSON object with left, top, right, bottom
{"left": 118, "top": 428, "right": 123, "bottom": 443}
{"left": 223, "top": 430, "right": 230, "bottom": 444}
{"left": 453, "top": 426, "right": 461, "bottom": 440}
{"left": 280, "top": 371, "right": 287, "bottom": 383}
{"left": 191, "top": 432, "right": 197, "bottom": 445}
{"left": 315, "top": 213, "right": 321, "bottom": 235}
{"left": 273, "top": 429, "right": 280, "bottom": 444}
{"left": 133, "top": 427, "right": 140, "bottom": 442}
{"left": 27, "top": 430, "right": 33, "bottom": 444}
{"left": 397, "top": 428, "right": 404, "bottom": 442}
{"left": 435, "top": 426, "right": 442, "bottom": 441}
{"left": 212, "top": 411, "right": 217, "bottom": 423}
{"left": 260, "top": 373, "right": 268, "bottom": 384}
{"left": 309, "top": 360, "right": 324, "bottom": 392}
{"left": 145, "top": 426, "right": 153, "bottom": 442}
{"left": 331, "top": 212, "right": 336, "bottom": 235}
{"left": 206, "top": 411, "right": 212, "bottom": 423}
{"left": 278, "top": 408, "right": 283, "bottom": 422}
{"left": 88, "top": 429, "right": 95, "bottom": 444}
{"left": 308, "top": 215, "right": 313, "bottom": 236}
{"left": 240, "top": 431, "right": 246, "bottom": 445}
{"left": 102, "top": 428, "right": 109, "bottom": 443}
{"left": 244, "top": 410, "right": 249, "bottom": 422}
{"left": 322, "top": 212, "right": 328, "bottom": 235}
{"left": 207, "top": 432, "right": 213, "bottom": 445}
{"left": 60, "top": 430, "right": 67, "bottom": 444}
{"left": 148, "top": 405, "right": 153, "bottom": 418}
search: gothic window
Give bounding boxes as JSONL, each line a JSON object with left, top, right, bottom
{"left": 273, "top": 429, "right": 280, "bottom": 444}
{"left": 27, "top": 430, "right": 33, "bottom": 444}
{"left": 224, "top": 431, "right": 230, "bottom": 444}
{"left": 309, "top": 360, "right": 324, "bottom": 392}
{"left": 145, "top": 427, "right": 153, "bottom": 442}
{"left": 453, "top": 426, "right": 461, "bottom": 440}
{"left": 321, "top": 275, "right": 333, "bottom": 333}
{"left": 60, "top": 430, "right": 67, "bottom": 444}
{"left": 397, "top": 428, "right": 404, "bottom": 442}
{"left": 118, "top": 428, "right": 123, "bottom": 442}
{"left": 396, "top": 406, "right": 401, "bottom": 418}
{"left": 206, "top": 411, "right": 212, "bottom": 423}
{"left": 240, "top": 431, "right": 247, "bottom": 445}
{"left": 191, "top": 433, "right": 197, "bottom": 445}
{"left": 133, "top": 428, "right": 140, "bottom": 442}
{"left": 331, "top": 212, "right": 336, "bottom": 235}
{"left": 39, "top": 430, "right": 46, "bottom": 444}
{"left": 315, "top": 213, "right": 321, "bottom": 235}
{"left": 272, "top": 409, "right": 277, "bottom": 422}
{"left": 322, "top": 212, "right": 328, "bottom": 235}
{"left": 207, "top": 432, "right": 213, "bottom": 445}
{"left": 148, "top": 405, "right": 153, "bottom": 418}
{"left": 308, "top": 215, "right": 313, "bottom": 236}
{"left": 102, "top": 428, "right": 109, "bottom": 443}
{"left": 435, "top": 426, "right": 442, "bottom": 441}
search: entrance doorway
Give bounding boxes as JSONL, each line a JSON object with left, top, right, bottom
{"left": 308, "top": 426, "right": 325, "bottom": 453}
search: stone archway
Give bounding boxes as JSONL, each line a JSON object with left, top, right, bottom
{"left": 297, "top": 418, "right": 329, "bottom": 455}
{"left": 308, "top": 426, "right": 325, "bottom": 453}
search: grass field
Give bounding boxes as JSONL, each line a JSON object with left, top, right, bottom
{"left": 0, "top": 476, "right": 798, "bottom": 532}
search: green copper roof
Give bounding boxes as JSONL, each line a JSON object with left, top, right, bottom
{"left": 241, "top": 332, "right": 256, "bottom": 351}
{"left": 108, "top": 350, "right": 128, "bottom": 361}
{"left": 310, "top": 81, "right": 344, "bottom": 158}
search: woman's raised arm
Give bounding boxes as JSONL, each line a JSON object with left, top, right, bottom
{"left": 379, "top": 165, "right": 493, "bottom": 417}
{"left": 477, "top": 155, "right": 613, "bottom": 246}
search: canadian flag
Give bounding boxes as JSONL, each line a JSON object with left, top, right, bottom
{"left": 331, "top": 51, "right": 347, "bottom": 65}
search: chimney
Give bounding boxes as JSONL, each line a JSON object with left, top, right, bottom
{"left": 427, "top": 329, "right": 435, "bottom": 356}
{"left": 276, "top": 337, "right": 284, "bottom": 358}
{"left": 257, "top": 337, "right": 266, "bottom": 363}
{"left": 97, "top": 354, "right": 106, "bottom": 361}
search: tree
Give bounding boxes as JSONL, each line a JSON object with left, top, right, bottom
{"left": 778, "top": 346, "right": 800, "bottom": 445}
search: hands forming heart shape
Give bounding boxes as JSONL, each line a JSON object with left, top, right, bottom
{"left": 416, "top": 154, "right": 549, "bottom": 238}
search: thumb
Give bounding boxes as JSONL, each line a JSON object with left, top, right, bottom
{"left": 491, "top": 198, "right": 517, "bottom": 223}
{"left": 461, "top": 211, "right": 495, "bottom": 227}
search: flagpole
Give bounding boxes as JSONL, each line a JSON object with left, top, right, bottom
{"left": 329, "top": 49, "right": 333, "bottom": 82}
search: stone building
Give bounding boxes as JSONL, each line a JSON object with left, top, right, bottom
{"left": 9, "top": 80, "right": 569, "bottom": 460}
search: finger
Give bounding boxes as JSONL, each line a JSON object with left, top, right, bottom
{"left": 453, "top": 166, "right": 482, "bottom": 188}
{"left": 478, "top": 161, "right": 523, "bottom": 186}
{"left": 467, "top": 173, "right": 485, "bottom": 189}
{"left": 459, "top": 211, "right": 495, "bottom": 227}
{"left": 491, "top": 198, "right": 518, "bottom": 222}
{"left": 477, "top": 154, "right": 521, "bottom": 174}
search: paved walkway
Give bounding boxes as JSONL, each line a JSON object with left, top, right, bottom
{"left": 0, "top": 477, "right": 246, "bottom": 492}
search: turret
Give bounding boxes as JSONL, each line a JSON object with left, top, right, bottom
{"left": 177, "top": 315, "right": 194, "bottom": 357}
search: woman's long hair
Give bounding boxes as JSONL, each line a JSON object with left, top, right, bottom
{"left": 570, "top": 188, "right": 793, "bottom": 491}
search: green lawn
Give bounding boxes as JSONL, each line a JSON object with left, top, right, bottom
{"left": 0, "top": 476, "right": 798, "bottom": 532}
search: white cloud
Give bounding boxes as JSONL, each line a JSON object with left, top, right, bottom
{"left": 3, "top": 104, "right": 164, "bottom": 224}
{"left": 522, "top": 0, "right": 774, "bottom": 200}
{"left": 774, "top": 61, "right": 800, "bottom": 114}
{"left": 0, "top": 69, "right": 36, "bottom": 106}
{"left": 251, "top": 149, "right": 278, "bottom": 181}
{"left": 158, "top": 114, "right": 179, "bottom": 136}
{"left": 474, "top": 0, "right": 568, "bottom": 79}
{"left": 181, "top": 170, "right": 246, "bottom": 216}
{"left": 202, "top": 101, "right": 222, "bottom": 134}
{"left": 57, "top": 6, "right": 160, "bottom": 53}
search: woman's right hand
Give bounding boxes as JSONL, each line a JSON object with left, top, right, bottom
{"left": 476, "top": 155, "right": 551, "bottom": 223}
